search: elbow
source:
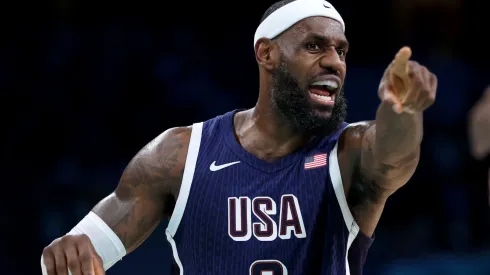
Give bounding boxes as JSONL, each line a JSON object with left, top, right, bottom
{"left": 372, "top": 151, "right": 420, "bottom": 194}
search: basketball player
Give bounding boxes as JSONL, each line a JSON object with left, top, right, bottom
{"left": 41, "top": 0, "right": 438, "bottom": 274}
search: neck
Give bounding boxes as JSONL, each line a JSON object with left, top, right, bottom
{"left": 233, "top": 86, "right": 313, "bottom": 162}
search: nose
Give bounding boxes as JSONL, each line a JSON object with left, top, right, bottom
{"left": 319, "top": 47, "right": 343, "bottom": 76}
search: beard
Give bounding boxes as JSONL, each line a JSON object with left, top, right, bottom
{"left": 270, "top": 55, "right": 347, "bottom": 137}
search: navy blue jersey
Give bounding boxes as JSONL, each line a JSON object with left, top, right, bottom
{"left": 166, "top": 110, "right": 360, "bottom": 275}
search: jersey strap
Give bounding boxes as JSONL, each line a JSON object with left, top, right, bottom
{"left": 328, "top": 127, "right": 360, "bottom": 275}
{"left": 166, "top": 122, "right": 204, "bottom": 275}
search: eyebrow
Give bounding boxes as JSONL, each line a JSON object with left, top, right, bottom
{"left": 306, "top": 33, "right": 349, "bottom": 49}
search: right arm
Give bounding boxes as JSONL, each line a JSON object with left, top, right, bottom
{"left": 41, "top": 127, "right": 191, "bottom": 275}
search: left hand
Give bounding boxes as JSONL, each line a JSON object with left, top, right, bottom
{"left": 378, "top": 46, "right": 438, "bottom": 114}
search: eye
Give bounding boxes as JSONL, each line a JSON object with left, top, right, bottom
{"left": 305, "top": 42, "right": 320, "bottom": 51}
{"left": 336, "top": 49, "right": 347, "bottom": 58}
{"left": 337, "top": 49, "right": 346, "bottom": 57}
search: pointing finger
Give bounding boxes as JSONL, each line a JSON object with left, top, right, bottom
{"left": 391, "top": 46, "right": 412, "bottom": 77}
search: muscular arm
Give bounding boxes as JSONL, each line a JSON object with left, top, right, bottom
{"left": 92, "top": 127, "right": 191, "bottom": 253}
{"left": 342, "top": 49, "right": 437, "bottom": 238}
{"left": 343, "top": 104, "right": 421, "bottom": 237}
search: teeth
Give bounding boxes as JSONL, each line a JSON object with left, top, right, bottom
{"left": 311, "top": 93, "right": 332, "bottom": 102}
{"left": 311, "top": 80, "right": 339, "bottom": 90}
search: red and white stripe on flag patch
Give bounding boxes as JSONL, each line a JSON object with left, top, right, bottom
{"left": 304, "top": 153, "right": 327, "bottom": 169}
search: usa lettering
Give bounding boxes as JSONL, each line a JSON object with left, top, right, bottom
{"left": 227, "top": 195, "right": 306, "bottom": 241}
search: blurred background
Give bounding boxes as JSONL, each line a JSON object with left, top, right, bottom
{"left": 3, "top": 0, "right": 489, "bottom": 274}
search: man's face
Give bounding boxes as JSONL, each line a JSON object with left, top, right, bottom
{"left": 270, "top": 17, "right": 349, "bottom": 135}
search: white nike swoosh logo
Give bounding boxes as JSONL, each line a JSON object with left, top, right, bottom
{"left": 209, "top": 161, "right": 240, "bottom": 171}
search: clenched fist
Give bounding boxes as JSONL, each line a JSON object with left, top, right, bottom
{"left": 379, "top": 46, "right": 438, "bottom": 114}
{"left": 42, "top": 234, "right": 105, "bottom": 275}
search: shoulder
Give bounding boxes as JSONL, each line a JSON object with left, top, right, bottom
{"left": 147, "top": 126, "right": 192, "bottom": 155}
{"left": 118, "top": 126, "right": 193, "bottom": 199}
{"left": 338, "top": 121, "right": 374, "bottom": 155}
{"left": 342, "top": 121, "right": 375, "bottom": 140}
{"left": 139, "top": 126, "right": 192, "bottom": 169}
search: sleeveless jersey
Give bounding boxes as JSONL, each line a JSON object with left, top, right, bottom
{"left": 165, "top": 110, "right": 359, "bottom": 275}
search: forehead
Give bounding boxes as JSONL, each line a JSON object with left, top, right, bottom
{"left": 285, "top": 16, "right": 347, "bottom": 43}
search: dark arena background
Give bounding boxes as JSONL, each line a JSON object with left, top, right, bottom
{"left": 2, "top": 0, "right": 489, "bottom": 274}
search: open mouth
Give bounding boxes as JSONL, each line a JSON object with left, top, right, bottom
{"left": 308, "top": 79, "right": 339, "bottom": 105}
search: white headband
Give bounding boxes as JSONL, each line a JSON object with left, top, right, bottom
{"left": 254, "top": 0, "right": 345, "bottom": 47}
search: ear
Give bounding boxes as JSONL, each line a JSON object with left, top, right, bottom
{"left": 255, "top": 38, "right": 281, "bottom": 71}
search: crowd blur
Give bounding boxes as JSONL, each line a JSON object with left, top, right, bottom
{"left": 2, "top": 0, "right": 489, "bottom": 274}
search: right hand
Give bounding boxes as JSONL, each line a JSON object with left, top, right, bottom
{"left": 42, "top": 234, "right": 105, "bottom": 275}
{"left": 378, "top": 47, "right": 437, "bottom": 114}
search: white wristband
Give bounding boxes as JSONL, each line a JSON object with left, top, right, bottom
{"left": 41, "top": 212, "right": 127, "bottom": 274}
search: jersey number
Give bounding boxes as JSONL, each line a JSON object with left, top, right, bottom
{"left": 250, "top": 260, "right": 288, "bottom": 275}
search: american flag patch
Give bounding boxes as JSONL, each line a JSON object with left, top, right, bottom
{"left": 304, "top": 153, "right": 327, "bottom": 169}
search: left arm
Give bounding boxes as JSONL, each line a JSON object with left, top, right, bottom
{"left": 349, "top": 47, "right": 437, "bottom": 237}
